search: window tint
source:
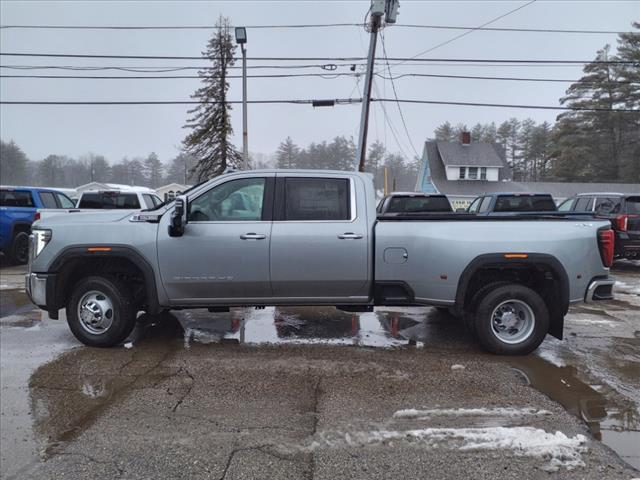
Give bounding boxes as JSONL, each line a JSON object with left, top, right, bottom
{"left": 574, "top": 196, "right": 594, "bottom": 212}
{"left": 0, "top": 190, "right": 34, "bottom": 207}
{"left": 494, "top": 195, "right": 556, "bottom": 212}
{"left": 284, "top": 178, "right": 349, "bottom": 221}
{"left": 479, "top": 196, "right": 492, "bottom": 213}
{"left": 39, "top": 192, "right": 58, "bottom": 208}
{"left": 385, "top": 196, "right": 452, "bottom": 213}
{"left": 467, "top": 197, "right": 482, "bottom": 213}
{"left": 78, "top": 192, "right": 140, "bottom": 209}
{"left": 55, "top": 192, "right": 75, "bottom": 208}
{"left": 557, "top": 198, "right": 575, "bottom": 212}
{"left": 594, "top": 197, "right": 621, "bottom": 215}
{"left": 189, "top": 177, "right": 265, "bottom": 222}
{"left": 625, "top": 196, "right": 640, "bottom": 214}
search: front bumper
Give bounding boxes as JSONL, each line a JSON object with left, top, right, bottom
{"left": 25, "top": 273, "right": 49, "bottom": 308}
{"left": 585, "top": 277, "right": 615, "bottom": 302}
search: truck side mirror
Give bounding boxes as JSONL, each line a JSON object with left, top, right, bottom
{"left": 169, "top": 196, "right": 187, "bottom": 237}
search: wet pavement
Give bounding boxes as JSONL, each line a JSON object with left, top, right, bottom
{"left": 0, "top": 261, "right": 638, "bottom": 479}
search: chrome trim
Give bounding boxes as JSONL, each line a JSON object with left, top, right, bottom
{"left": 25, "top": 273, "right": 47, "bottom": 306}
{"left": 585, "top": 278, "right": 616, "bottom": 303}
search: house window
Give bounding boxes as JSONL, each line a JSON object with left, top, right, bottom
{"left": 468, "top": 167, "right": 478, "bottom": 180}
{"left": 480, "top": 167, "right": 487, "bottom": 180}
{"left": 459, "top": 167, "right": 466, "bottom": 179}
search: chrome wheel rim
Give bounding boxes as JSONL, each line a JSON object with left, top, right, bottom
{"left": 77, "top": 290, "right": 114, "bottom": 335}
{"left": 490, "top": 299, "right": 535, "bottom": 344}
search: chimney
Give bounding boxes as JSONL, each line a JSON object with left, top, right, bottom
{"left": 460, "top": 131, "right": 471, "bottom": 145}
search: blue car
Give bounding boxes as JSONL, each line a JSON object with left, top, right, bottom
{"left": 0, "top": 186, "right": 75, "bottom": 264}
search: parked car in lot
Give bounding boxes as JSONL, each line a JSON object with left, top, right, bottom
{"left": 467, "top": 193, "right": 557, "bottom": 216}
{"left": 558, "top": 193, "right": 640, "bottom": 259}
{"left": 76, "top": 188, "right": 163, "bottom": 210}
{"left": 377, "top": 192, "right": 453, "bottom": 215}
{"left": 0, "top": 186, "right": 75, "bottom": 264}
{"left": 26, "top": 170, "right": 615, "bottom": 355}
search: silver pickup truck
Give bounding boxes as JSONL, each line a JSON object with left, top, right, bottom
{"left": 25, "top": 170, "right": 616, "bottom": 355}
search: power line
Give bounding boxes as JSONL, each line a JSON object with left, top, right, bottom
{"left": 0, "top": 98, "right": 635, "bottom": 112}
{"left": 0, "top": 63, "right": 359, "bottom": 72}
{"left": 372, "top": 79, "right": 410, "bottom": 159}
{"left": 380, "top": 32, "right": 420, "bottom": 159}
{"left": 391, "top": 0, "right": 537, "bottom": 70}
{"left": 0, "top": 73, "right": 356, "bottom": 80}
{"left": 371, "top": 98, "right": 638, "bottom": 112}
{"left": 0, "top": 52, "right": 634, "bottom": 64}
{"left": 0, "top": 23, "right": 632, "bottom": 34}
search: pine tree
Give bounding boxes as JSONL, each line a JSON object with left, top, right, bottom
{"left": 366, "top": 141, "right": 386, "bottom": 189}
{"left": 0, "top": 140, "right": 28, "bottom": 185}
{"left": 276, "top": 137, "right": 300, "bottom": 168}
{"left": 183, "top": 16, "right": 241, "bottom": 181}
{"left": 143, "top": 152, "right": 164, "bottom": 188}
{"left": 434, "top": 121, "right": 455, "bottom": 141}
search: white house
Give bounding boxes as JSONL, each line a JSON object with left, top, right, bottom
{"left": 156, "top": 183, "right": 190, "bottom": 201}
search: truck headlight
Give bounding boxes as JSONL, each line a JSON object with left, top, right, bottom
{"left": 31, "top": 229, "right": 52, "bottom": 259}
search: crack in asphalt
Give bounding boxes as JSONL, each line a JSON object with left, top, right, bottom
{"left": 170, "top": 364, "right": 195, "bottom": 412}
{"left": 41, "top": 345, "right": 178, "bottom": 458}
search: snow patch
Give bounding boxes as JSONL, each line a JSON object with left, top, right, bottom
{"left": 123, "top": 342, "right": 134, "bottom": 349}
{"left": 393, "top": 407, "right": 552, "bottom": 419}
{"left": 285, "top": 427, "right": 586, "bottom": 472}
{"left": 450, "top": 364, "right": 465, "bottom": 370}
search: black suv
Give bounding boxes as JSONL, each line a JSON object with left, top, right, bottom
{"left": 558, "top": 193, "right": 640, "bottom": 259}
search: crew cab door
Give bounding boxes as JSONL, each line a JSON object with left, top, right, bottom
{"left": 269, "top": 174, "right": 369, "bottom": 301}
{"left": 157, "top": 175, "right": 274, "bottom": 304}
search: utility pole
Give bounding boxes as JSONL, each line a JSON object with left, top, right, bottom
{"left": 356, "top": 0, "right": 399, "bottom": 173}
{"left": 235, "top": 27, "right": 249, "bottom": 170}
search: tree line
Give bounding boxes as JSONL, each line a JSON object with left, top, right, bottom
{"left": 0, "top": 141, "right": 198, "bottom": 188}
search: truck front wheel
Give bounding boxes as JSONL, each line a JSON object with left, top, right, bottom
{"left": 474, "top": 284, "right": 549, "bottom": 355}
{"left": 66, "top": 276, "right": 137, "bottom": 347}
{"left": 10, "top": 231, "right": 29, "bottom": 265}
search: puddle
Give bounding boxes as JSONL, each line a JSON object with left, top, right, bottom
{"left": 508, "top": 354, "right": 640, "bottom": 470}
{"left": 0, "top": 288, "right": 35, "bottom": 318}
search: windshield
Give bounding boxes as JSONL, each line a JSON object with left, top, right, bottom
{"left": 494, "top": 195, "right": 557, "bottom": 212}
{"left": 385, "top": 196, "right": 452, "bottom": 213}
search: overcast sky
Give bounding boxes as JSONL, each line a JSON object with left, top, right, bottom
{"left": 1, "top": 0, "right": 638, "bottom": 164}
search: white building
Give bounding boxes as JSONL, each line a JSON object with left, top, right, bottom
{"left": 156, "top": 183, "right": 190, "bottom": 201}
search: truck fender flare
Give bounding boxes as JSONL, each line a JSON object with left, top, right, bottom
{"left": 454, "top": 253, "right": 569, "bottom": 340}
{"left": 49, "top": 244, "right": 160, "bottom": 314}
{"left": 11, "top": 221, "right": 32, "bottom": 238}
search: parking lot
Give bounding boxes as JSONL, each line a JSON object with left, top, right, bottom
{"left": 1, "top": 261, "right": 638, "bottom": 479}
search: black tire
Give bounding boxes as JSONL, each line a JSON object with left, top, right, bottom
{"left": 10, "top": 231, "right": 29, "bottom": 265}
{"left": 474, "top": 284, "right": 549, "bottom": 355}
{"left": 66, "top": 275, "right": 137, "bottom": 347}
{"left": 463, "top": 281, "right": 511, "bottom": 338}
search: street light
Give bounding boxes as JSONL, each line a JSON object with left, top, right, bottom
{"left": 235, "top": 27, "right": 248, "bottom": 169}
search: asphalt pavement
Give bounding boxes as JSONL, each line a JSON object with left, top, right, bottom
{"left": 0, "top": 261, "right": 638, "bottom": 479}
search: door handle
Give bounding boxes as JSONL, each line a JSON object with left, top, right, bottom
{"left": 338, "top": 232, "right": 363, "bottom": 240}
{"left": 240, "top": 233, "right": 267, "bottom": 240}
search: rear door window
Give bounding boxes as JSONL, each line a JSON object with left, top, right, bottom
{"left": 574, "top": 196, "right": 594, "bottom": 212}
{"left": 38, "top": 192, "right": 58, "bottom": 208}
{"left": 283, "top": 178, "right": 350, "bottom": 221}
{"left": 0, "top": 190, "right": 34, "bottom": 207}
